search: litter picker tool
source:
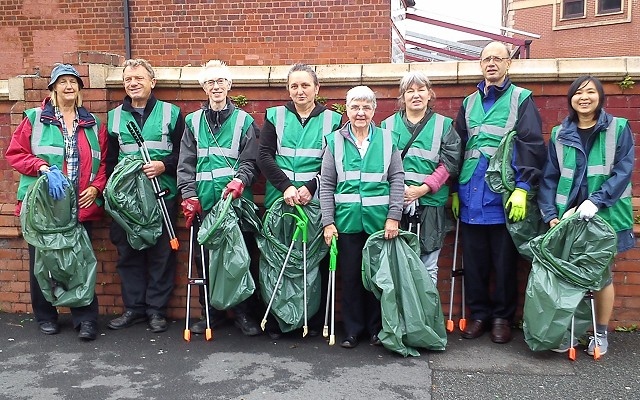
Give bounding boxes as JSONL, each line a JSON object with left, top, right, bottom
{"left": 568, "top": 315, "right": 576, "bottom": 361}
{"left": 260, "top": 205, "right": 309, "bottom": 334}
{"left": 587, "top": 291, "right": 601, "bottom": 360}
{"left": 406, "top": 200, "right": 420, "bottom": 235}
{"left": 323, "top": 236, "right": 338, "bottom": 345}
{"left": 447, "top": 219, "right": 466, "bottom": 332}
{"left": 126, "top": 121, "right": 179, "bottom": 250}
{"left": 184, "top": 215, "right": 212, "bottom": 342}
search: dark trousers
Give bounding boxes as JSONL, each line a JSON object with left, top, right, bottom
{"left": 191, "top": 227, "right": 259, "bottom": 319}
{"left": 460, "top": 222, "right": 519, "bottom": 322}
{"left": 338, "top": 232, "right": 381, "bottom": 338}
{"left": 111, "top": 199, "right": 177, "bottom": 317}
{"left": 29, "top": 222, "right": 98, "bottom": 328}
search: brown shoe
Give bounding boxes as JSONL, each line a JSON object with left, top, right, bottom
{"left": 461, "top": 320, "right": 486, "bottom": 339}
{"left": 490, "top": 318, "right": 512, "bottom": 344}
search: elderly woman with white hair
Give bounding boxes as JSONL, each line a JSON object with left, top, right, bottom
{"left": 177, "top": 60, "right": 262, "bottom": 337}
{"left": 381, "top": 71, "right": 461, "bottom": 286}
{"left": 319, "top": 85, "right": 404, "bottom": 349}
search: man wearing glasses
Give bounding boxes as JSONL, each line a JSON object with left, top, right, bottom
{"left": 177, "top": 60, "right": 262, "bottom": 337}
{"left": 452, "top": 42, "right": 546, "bottom": 344}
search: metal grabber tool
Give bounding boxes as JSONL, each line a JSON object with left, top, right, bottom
{"left": 323, "top": 236, "right": 338, "bottom": 345}
{"left": 126, "top": 121, "right": 179, "bottom": 250}
{"left": 184, "top": 215, "right": 212, "bottom": 342}
{"left": 447, "top": 219, "right": 467, "bottom": 332}
{"left": 587, "top": 291, "right": 601, "bottom": 360}
{"left": 260, "top": 205, "right": 309, "bottom": 336}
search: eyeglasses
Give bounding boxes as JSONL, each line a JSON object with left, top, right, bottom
{"left": 204, "top": 78, "right": 227, "bottom": 87}
{"left": 481, "top": 55, "right": 508, "bottom": 64}
{"left": 348, "top": 105, "right": 374, "bottom": 113}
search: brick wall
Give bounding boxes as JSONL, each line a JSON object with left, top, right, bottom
{"left": 0, "top": 0, "right": 391, "bottom": 78}
{"left": 1, "top": 59, "right": 639, "bottom": 329}
{"left": 508, "top": 0, "right": 640, "bottom": 58}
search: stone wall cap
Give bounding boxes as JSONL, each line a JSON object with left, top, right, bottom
{"left": 409, "top": 61, "right": 458, "bottom": 84}
{"left": 0, "top": 80, "right": 8, "bottom": 101}
{"left": 315, "top": 64, "right": 362, "bottom": 86}
{"left": 557, "top": 57, "right": 627, "bottom": 81}
{"left": 510, "top": 58, "right": 558, "bottom": 82}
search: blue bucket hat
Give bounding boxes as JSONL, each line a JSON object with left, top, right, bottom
{"left": 48, "top": 64, "right": 84, "bottom": 91}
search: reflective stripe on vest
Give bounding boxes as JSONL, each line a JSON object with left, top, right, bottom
{"left": 111, "top": 102, "right": 173, "bottom": 154}
{"left": 192, "top": 109, "right": 247, "bottom": 160}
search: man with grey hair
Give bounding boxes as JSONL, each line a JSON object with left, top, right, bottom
{"left": 106, "top": 58, "right": 185, "bottom": 333}
{"left": 177, "top": 60, "right": 262, "bottom": 336}
{"left": 453, "top": 42, "right": 545, "bottom": 344}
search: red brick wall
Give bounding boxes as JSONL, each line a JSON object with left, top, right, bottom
{"left": 0, "top": 0, "right": 391, "bottom": 78}
{"left": 509, "top": 0, "right": 640, "bottom": 58}
{"left": 1, "top": 69, "right": 639, "bottom": 328}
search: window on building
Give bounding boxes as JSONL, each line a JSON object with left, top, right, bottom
{"left": 562, "top": 0, "right": 585, "bottom": 19}
{"left": 598, "top": 0, "right": 622, "bottom": 14}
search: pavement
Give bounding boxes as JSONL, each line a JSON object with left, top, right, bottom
{"left": 0, "top": 312, "right": 638, "bottom": 400}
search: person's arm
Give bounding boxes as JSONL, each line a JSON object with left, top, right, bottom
{"left": 319, "top": 147, "right": 338, "bottom": 228}
{"left": 161, "top": 111, "right": 185, "bottom": 177}
{"left": 235, "top": 121, "right": 260, "bottom": 187}
{"left": 5, "top": 117, "right": 49, "bottom": 175}
{"left": 387, "top": 148, "right": 405, "bottom": 222}
{"left": 257, "top": 119, "right": 294, "bottom": 192}
{"left": 589, "top": 120, "right": 635, "bottom": 208}
{"left": 512, "top": 96, "right": 546, "bottom": 191}
{"left": 452, "top": 105, "right": 468, "bottom": 192}
{"left": 537, "top": 137, "right": 561, "bottom": 224}
{"left": 176, "top": 124, "right": 198, "bottom": 199}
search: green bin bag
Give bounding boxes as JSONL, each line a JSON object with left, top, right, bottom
{"left": 523, "top": 213, "right": 617, "bottom": 351}
{"left": 104, "top": 155, "right": 162, "bottom": 250}
{"left": 362, "top": 230, "right": 447, "bottom": 357}
{"left": 485, "top": 130, "right": 547, "bottom": 261}
{"left": 257, "top": 198, "right": 327, "bottom": 333}
{"left": 198, "top": 196, "right": 260, "bottom": 310}
{"left": 21, "top": 174, "right": 97, "bottom": 308}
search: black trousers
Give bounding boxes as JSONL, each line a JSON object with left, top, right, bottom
{"left": 460, "top": 222, "right": 519, "bottom": 322}
{"left": 191, "top": 228, "right": 259, "bottom": 319}
{"left": 338, "top": 231, "right": 381, "bottom": 338}
{"left": 110, "top": 199, "right": 177, "bottom": 317}
{"left": 29, "top": 222, "right": 98, "bottom": 328}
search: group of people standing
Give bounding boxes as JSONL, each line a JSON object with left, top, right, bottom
{"left": 6, "top": 41, "right": 633, "bottom": 358}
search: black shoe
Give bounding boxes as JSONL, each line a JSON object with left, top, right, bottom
{"left": 370, "top": 334, "right": 382, "bottom": 346}
{"left": 267, "top": 329, "right": 282, "bottom": 340}
{"left": 341, "top": 336, "right": 359, "bottom": 349}
{"left": 148, "top": 314, "right": 168, "bottom": 333}
{"left": 39, "top": 321, "right": 60, "bottom": 335}
{"left": 234, "top": 314, "right": 261, "bottom": 336}
{"left": 190, "top": 313, "right": 228, "bottom": 334}
{"left": 108, "top": 311, "right": 147, "bottom": 330}
{"left": 78, "top": 321, "right": 98, "bottom": 341}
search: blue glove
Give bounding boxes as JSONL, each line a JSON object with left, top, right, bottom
{"left": 44, "top": 165, "right": 69, "bottom": 201}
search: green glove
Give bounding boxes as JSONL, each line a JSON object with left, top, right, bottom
{"left": 506, "top": 188, "right": 527, "bottom": 222}
{"left": 451, "top": 192, "right": 460, "bottom": 220}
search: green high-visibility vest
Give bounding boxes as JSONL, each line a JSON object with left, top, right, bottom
{"left": 459, "top": 85, "right": 531, "bottom": 184}
{"left": 185, "top": 108, "right": 254, "bottom": 211}
{"left": 263, "top": 106, "right": 342, "bottom": 209}
{"left": 326, "top": 126, "right": 394, "bottom": 234}
{"left": 552, "top": 117, "right": 633, "bottom": 232}
{"left": 108, "top": 100, "right": 180, "bottom": 199}
{"left": 17, "top": 108, "right": 101, "bottom": 201}
{"left": 382, "top": 112, "right": 451, "bottom": 206}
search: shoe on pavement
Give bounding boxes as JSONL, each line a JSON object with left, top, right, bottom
{"left": 108, "top": 311, "right": 147, "bottom": 330}
{"left": 234, "top": 313, "right": 261, "bottom": 336}
{"left": 370, "top": 334, "right": 382, "bottom": 346}
{"left": 340, "top": 335, "right": 359, "bottom": 349}
{"left": 190, "top": 313, "right": 228, "bottom": 334}
{"left": 490, "top": 318, "right": 512, "bottom": 344}
{"left": 78, "top": 321, "right": 98, "bottom": 341}
{"left": 587, "top": 333, "right": 608, "bottom": 356}
{"left": 461, "top": 320, "right": 486, "bottom": 339}
{"left": 550, "top": 335, "right": 579, "bottom": 353}
{"left": 39, "top": 321, "right": 60, "bottom": 335}
{"left": 148, "top": 314, "right": 168, "bottom": 333}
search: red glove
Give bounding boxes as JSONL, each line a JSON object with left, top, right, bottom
{"left": 181, "top": 197, "right": 202, "bottom": 228}
{"left": 223, "top": 178, "right": 245, "bottom": 200}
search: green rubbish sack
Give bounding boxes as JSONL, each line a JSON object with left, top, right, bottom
{"left": 21, "top": 174, "right": 97, "bottom": 308}
{"left": 198, "top": 196, "right": 260, "bottom": 310}
{"left": 257, "top": 198, "right": 327, "bottom": 333}
{"left": 104, "top": 155, "right": 162, "bottom": 250}
{"left": 523, "top": 213, "right": 617, "bottom": 351}
{"left": 485, "top": 130, "right": 547, "bottom": 261}
{"left": 362, "top": 230, "right": 447, "bottom": 357}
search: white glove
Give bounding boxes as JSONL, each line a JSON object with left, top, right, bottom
{"left": 577, "top": 200, "right": 598, "bottom": 220}
{"left": 403, "top": 200, "right": 416, "bottom": 216}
